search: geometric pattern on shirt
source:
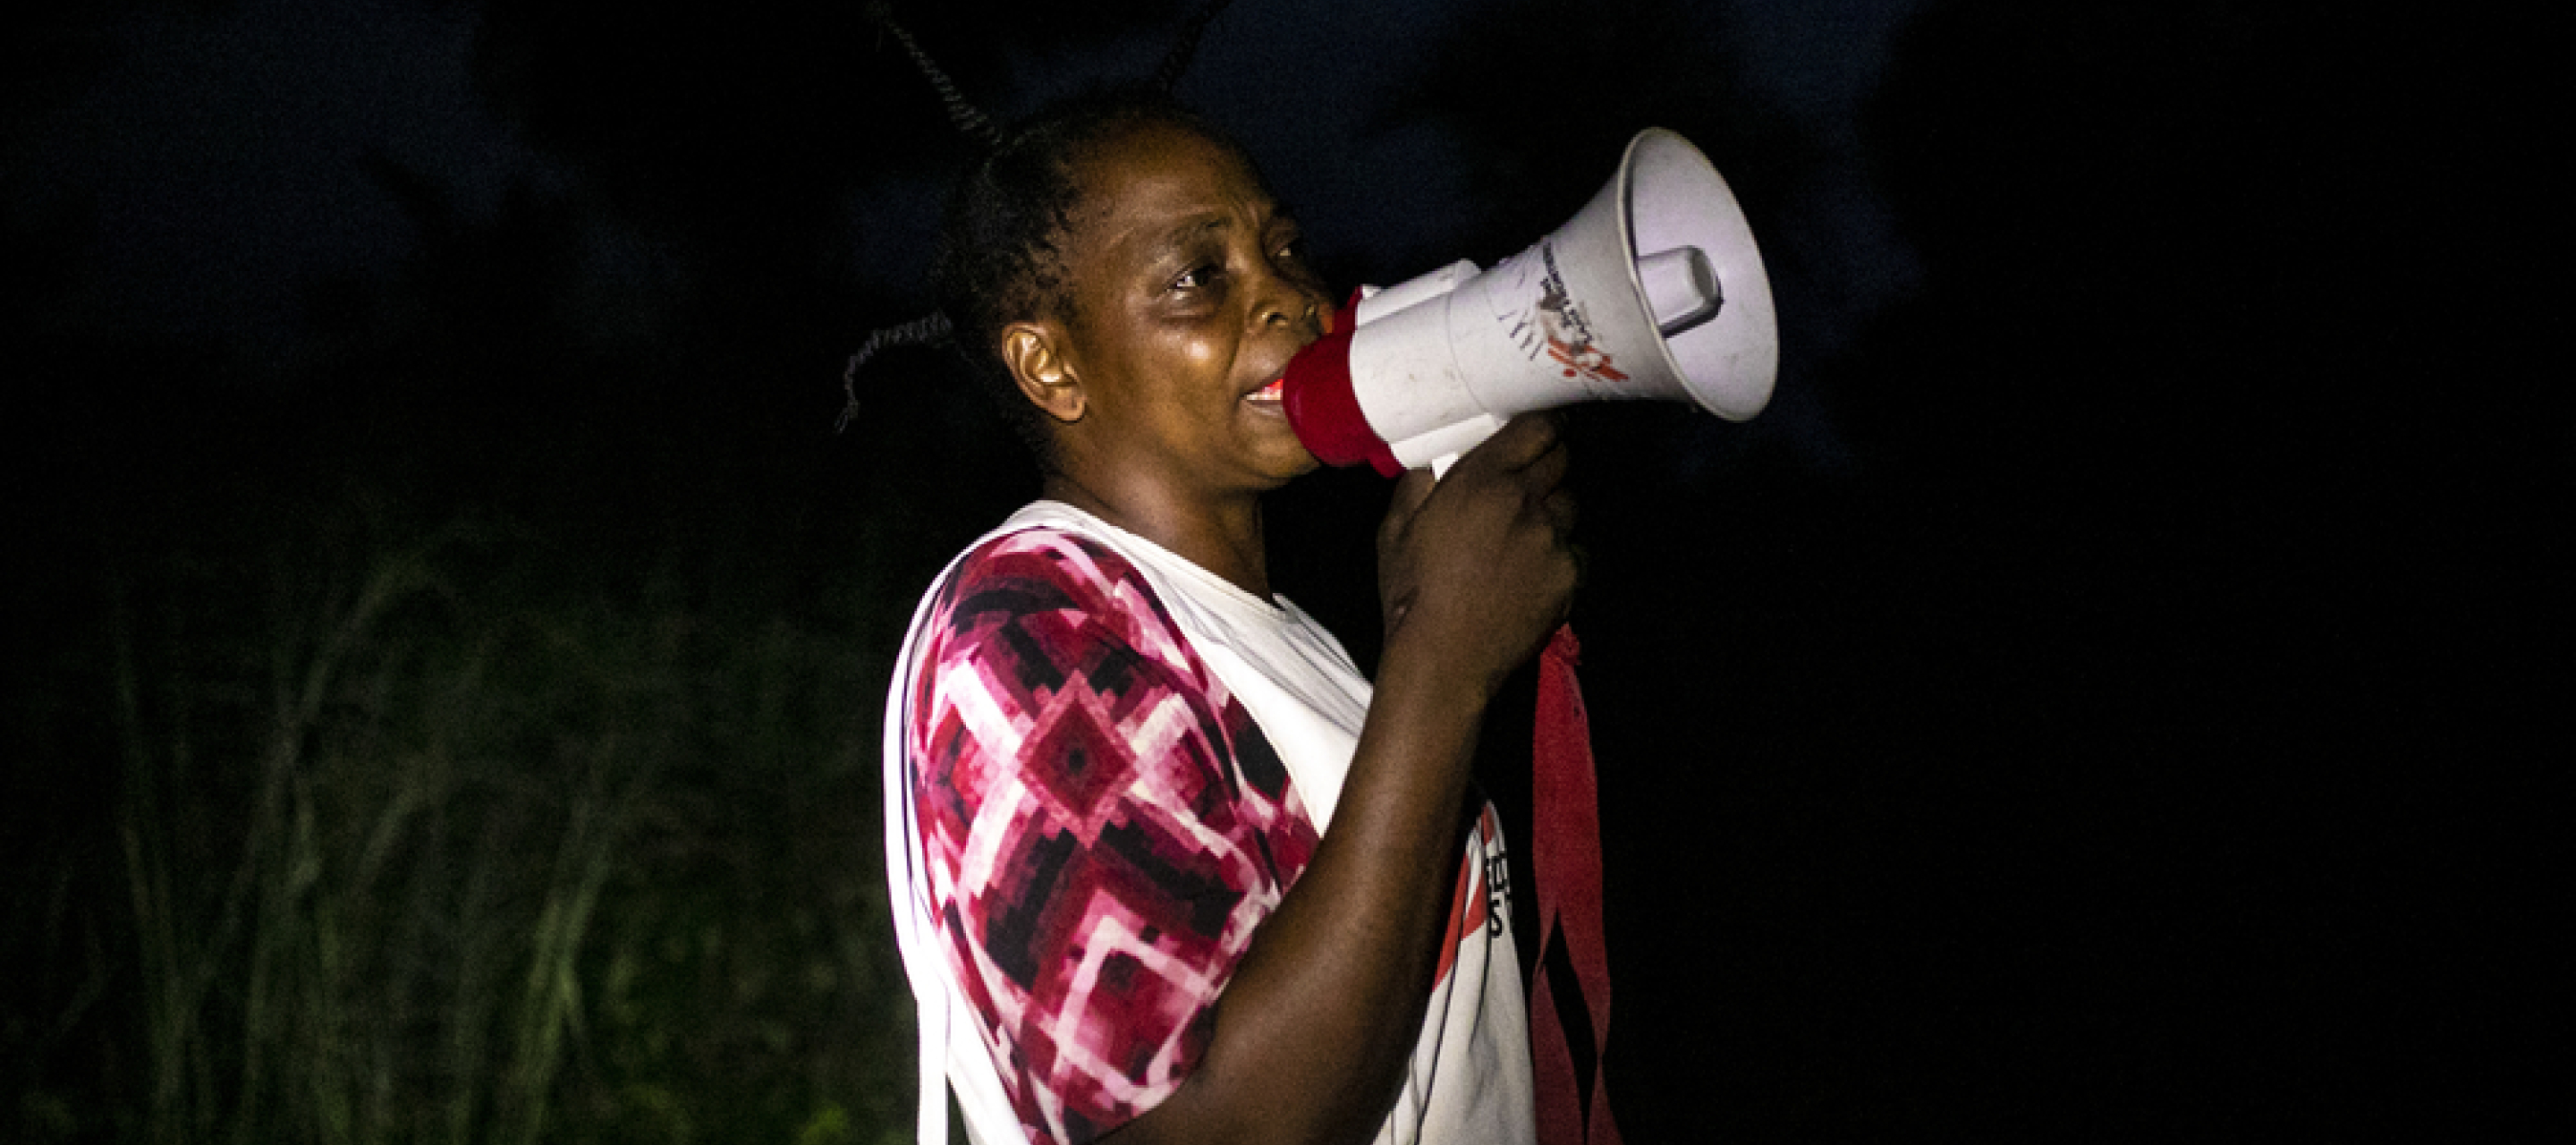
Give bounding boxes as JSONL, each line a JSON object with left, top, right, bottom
{"left": 910, "top": 528, "right": 1319, "bottom": 1145}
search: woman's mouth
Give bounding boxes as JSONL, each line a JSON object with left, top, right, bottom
{"left": 1245, "top": 377, "right": 1286, "bottom": 405}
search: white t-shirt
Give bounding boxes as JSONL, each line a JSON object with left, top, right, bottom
{"left": 884, "top": 500, "right": 1536, "bottom": 1144}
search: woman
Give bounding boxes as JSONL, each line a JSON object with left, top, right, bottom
{"left": 884, "top": 89, "right": 1577, "bottom": 1145}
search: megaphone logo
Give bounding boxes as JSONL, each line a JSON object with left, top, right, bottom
{"left": 1283, "top": 128, "right": 1778, "bottom": 476}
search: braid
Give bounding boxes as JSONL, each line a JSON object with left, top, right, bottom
{"left": 837, "top": 310, "right": 953, "bottom": 434}
{"left": 867, "top": 2, "right": 1000, "bottom": 147}
{"left": 1154, "top": 0, "right": 1237, "bottom": 95}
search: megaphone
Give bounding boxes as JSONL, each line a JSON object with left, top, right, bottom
{"left": 1283, "top": 128, "right": 1777, "bottom": 476}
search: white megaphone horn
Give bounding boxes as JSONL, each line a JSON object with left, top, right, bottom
{"left": 1282, "top": 128, "right": 1777, "bottom": 476}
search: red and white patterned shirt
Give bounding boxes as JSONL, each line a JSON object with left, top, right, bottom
{"left": 907, "top": 527, "right": 1322, "bottom": 1144}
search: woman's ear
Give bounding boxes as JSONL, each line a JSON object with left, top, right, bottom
{"left": 1002, "top": 321, "right": 1085, "bottom": 424}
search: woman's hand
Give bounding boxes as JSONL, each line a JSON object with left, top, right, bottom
{"left": 1376, "top": 412, "right": 1580, "bottom": 704}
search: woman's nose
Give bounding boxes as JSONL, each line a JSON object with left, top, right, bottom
{"left": 1253, "top": 269, "right": 1326, "bottom": 333}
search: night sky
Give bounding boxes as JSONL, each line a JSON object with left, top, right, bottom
{"left": 6, "top": 0, "right": 2556, "bottom": 1138}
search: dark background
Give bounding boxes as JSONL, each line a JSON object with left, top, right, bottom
{"left": 6, "top": 0, "right": 2557, "bottom": 1139}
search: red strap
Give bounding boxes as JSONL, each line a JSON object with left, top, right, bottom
{"left": 1532, "top": 624, "right": 1622, "bottom": 1145}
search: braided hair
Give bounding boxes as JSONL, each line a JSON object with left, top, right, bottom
{"left": 843, "top": 3, "right": 1241, "bottom": 469}
{"left": 931, "top": 89, "right": 1228, "bottom": 460}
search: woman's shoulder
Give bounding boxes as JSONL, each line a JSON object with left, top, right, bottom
{"left": 949, "top": 525, "right": 1142, "bottom": 605}
{"left": 935, "top": 524, "right": 1185, "bottom": 655}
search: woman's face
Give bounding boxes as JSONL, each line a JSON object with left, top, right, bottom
{"left": 1041, "top": 122, "right": 1333, "bottom": 498}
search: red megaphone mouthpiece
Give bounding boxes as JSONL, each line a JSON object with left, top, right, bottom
{"left": 1281, "top": 298, "right": 1405, "bottom": 477}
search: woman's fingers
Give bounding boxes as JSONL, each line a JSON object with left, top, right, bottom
{"left": 1448, "top": 411, "right": 1562, "bottom": 480}
{"left": 1382, "top": 464, "right": 1438, "bottom": 541}
{"left": 1542, "top": 486, "right": 1578, "bottom": 542}
{"left": 1370, "top": 412, "right": 1580, "bottom": 692}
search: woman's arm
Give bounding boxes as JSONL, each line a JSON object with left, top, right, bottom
{"left": 1106, "top": 413, "right": 1578, "bottom": 1145}
{"left": 912, "top": 529, "right": 1326, "bottom": 1144}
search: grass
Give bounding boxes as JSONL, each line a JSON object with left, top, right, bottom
{"left": 13, "top": 490, "right": 919, "bottom": 1144}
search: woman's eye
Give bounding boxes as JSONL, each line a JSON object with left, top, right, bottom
{"left": 1174, "top": 264, "right": 1222, "bottom": 292}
